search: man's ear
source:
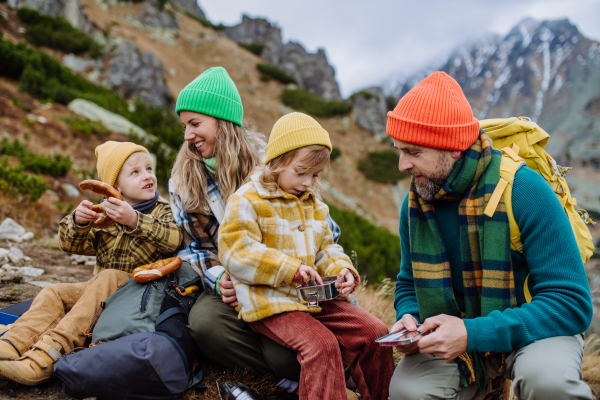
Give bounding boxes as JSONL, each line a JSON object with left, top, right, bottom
{"left": 450, "top": 150, "right": 462, "bottom": 160}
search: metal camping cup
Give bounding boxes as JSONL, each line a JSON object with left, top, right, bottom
{"left": 296, "top": 276, "right": 340, "bottom": 308}
{"left": 223, "top": 383, "right": 262, "bottom": 400}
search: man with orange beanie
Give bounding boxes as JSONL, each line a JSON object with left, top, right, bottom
{"left": 387, "top": 72, "right": 593, "bottom": 400}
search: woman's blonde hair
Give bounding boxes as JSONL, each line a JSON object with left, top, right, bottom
{"left": 171, "top": 118, "right": 261, "bottom": 214}
{"left": 259, "top": 145, "right": 330, "bottom": 192}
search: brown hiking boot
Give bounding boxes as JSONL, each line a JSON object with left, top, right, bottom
{"left": 0, "top": 339, "right": 20, "bottom": 361}
{"left": 0, "top": 335, "right": 63, "bottom": 385}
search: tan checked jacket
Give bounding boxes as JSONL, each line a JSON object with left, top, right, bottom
{"left": 59, "top": 197, "right": 183, "bottom": 274}
{"left": 219, "top": 172, "right": 358, "bottom": 322}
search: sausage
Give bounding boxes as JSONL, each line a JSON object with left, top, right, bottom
{"left": 132, "top": 257, "right": 183, "bottom": 283}
{"left": 78, "top": 180, "right": 124, "bottom": 229}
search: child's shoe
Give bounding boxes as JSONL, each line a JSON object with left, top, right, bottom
{"left": 0, "top": 339, "right": 20, "bottom": 360}
{"left": 0, "top": 335, "right": 63, "bottom": 385}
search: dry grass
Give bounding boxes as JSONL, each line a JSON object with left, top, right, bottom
{"left": 583, "top": 335, "right": 600, "bottom": 397}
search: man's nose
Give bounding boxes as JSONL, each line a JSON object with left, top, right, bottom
{"left": 398, "top": 153, "right": 412, "bottom": 172}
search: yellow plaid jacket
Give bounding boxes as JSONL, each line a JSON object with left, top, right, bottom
{"left": 219, "top": 173, "right": 358, "bottom": 322}
{"left": 59, "top": 197, "right": 182, "bottom": 274}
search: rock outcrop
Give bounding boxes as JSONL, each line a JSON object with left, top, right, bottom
{"left": 8, "top": 0, "right": 98, "bottom": 34}
{"left": 225, "top": 15, "right": 342, "bottom": 100}
{"left": 169, "top": 0, "right": 206, "bottom": 21}
{"left": 350, "top": 87, "right": 388, "bottom": 137}
{"left": 103, "top": 39, "right": 174, "bottom": 109}
{"left": 135, "top": 2, "right": 178, "bottom": 29}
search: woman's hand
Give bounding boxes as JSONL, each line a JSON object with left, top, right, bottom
{"left": 74, "top": 200, "right": 98, "bottom": 226}
{"left": 103, "top": 197, "right": 138, "bottom": 230}
{"left": 335, "top": 268, "right": 357, "bottom": 298}
{"left": 292, "top": 264, "right": 323, "bottom": 285}
{"left": 219, "top": 272, "right": 238, "bottom": 307}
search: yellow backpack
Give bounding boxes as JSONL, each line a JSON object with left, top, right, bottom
{"left": 480, "top": 117, "right": 595, "bottom": 302}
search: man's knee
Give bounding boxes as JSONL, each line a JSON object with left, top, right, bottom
{"left": 514, "top": 366, "right": 591, "bottom": 400}
{"left": 188, "top": 294, "right": 232, "bottom": 344}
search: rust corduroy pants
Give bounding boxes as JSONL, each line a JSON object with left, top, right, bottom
{"left": 3, "top": 269, "right": 131, "bottom": 354}
{"left": 250, "top": 300, "right": 394, "bottom": 400}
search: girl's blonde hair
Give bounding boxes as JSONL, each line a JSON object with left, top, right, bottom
{"left": 171, "top": 118, "right": 261, "bottom": 214}
{"left": 259, "top": 145, "right": 330, "bottom": 192}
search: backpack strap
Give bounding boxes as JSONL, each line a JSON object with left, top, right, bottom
{"left": 484, "top": 146, "right": 533, "bottom": 303}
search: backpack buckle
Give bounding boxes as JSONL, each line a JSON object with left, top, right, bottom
{"left": 176, "top": 286, "right": 187, "bottom": 296}
{"left": 551, "top": 182, "right": 563, "bottom": 194}
{"left": 577, "top": 209, "right": 596, "bottom": 225}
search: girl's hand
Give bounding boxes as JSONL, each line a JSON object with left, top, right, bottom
{"left": 335, "top": 268, "right": 357, "bottom": 298}
{"left": 74, "top": 200, "right": 98, "bottom": 225}
{"left": 102, "top": 197, "right": 138, "bottom": 230}
{"left": 292, "top": 264, "right": 323, "bottom": 285}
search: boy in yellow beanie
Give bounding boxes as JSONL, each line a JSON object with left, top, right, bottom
{"left": 218, "top": 113, "right": 394, "bottom": 400}
{"left": 0, "top": 141, "right": 182, "bottom": 386}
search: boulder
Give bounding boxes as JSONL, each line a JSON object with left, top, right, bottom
{"left": 19, "top": 266, "right": 45, "bottom": 277}
{"left": 136, "top": 2, "right": 178, "bottom": 29}
{"left": 28, "top": 281, "right": 53, "bottom": 288}
{"left": 69, "top": 254, "right": 96, "bottom": 266}
{"left": 103, "top": 39, "right": 174, "bottom": 108}
{"left": 20, "top": 232, "right": 34, "bottom": 241}
{"left": 169, "top": 0, "right": 206, "bottom": 20}
{"left": 350, "top": 87, "right": 388, "bottom": 137}
{"left": 8, "top": 246, "right": 24, "bottom": 263}
{"left": 0, "top": 218, "right": 29, "bottom": 242}
{"left": 61, "top": 183, "right": 80, "bottom": 198}
{"left": 67, "top": 99, "right": 149, "bottom": 140}
{"left": 9, "top": 0, "right": 98, "bottom": 35}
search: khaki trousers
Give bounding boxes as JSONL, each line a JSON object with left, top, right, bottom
{"left": 2, "top": 269, "right": 131, "bottom": 354}
{"left": 389, "top": 335, "right": 593, "bottom": 400}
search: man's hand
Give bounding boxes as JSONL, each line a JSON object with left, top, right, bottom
{"left": 390, "top": 314, "right": 420, "bottom": 355}
{"left": 74, "top": 200, "right": 98, "bottom": 225}
{"left": 418, "top": 314, "right": 468, "bottom": 360}
{"left": 219, "top": 272, "right": 238, "bottom": 307}
{"left": 335, "top": 268, "right": 356, "bottom": 298}
{"left": 103, "top": 197, "right": 138, "bottom": 230}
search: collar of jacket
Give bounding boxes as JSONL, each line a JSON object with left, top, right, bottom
{"left": 250, "top": 169, "right": 316, "bottom": 202}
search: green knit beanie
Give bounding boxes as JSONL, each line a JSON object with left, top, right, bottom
{"left": 175, "top": 67, "right": 243, "bottom": 126}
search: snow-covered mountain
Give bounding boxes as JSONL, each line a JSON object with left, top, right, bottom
{"left": 392, "top": 18, "right": 600, "bottom": 168}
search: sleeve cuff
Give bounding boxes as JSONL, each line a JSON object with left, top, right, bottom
{"left": 463, "top": 317, "right": 498, "bottom": 353}
{"left": 204, "top": 265, "right": 226, "bottom": 294}
{"left": 123, "top": 211, "right": 146, "bottom": 235}
{"left": 279, "top": 258, "right": 303, "bottom": 287}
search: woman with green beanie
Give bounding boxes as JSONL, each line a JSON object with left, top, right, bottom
{"left": 169, "top": 67, "right": 303, "bottom": 382}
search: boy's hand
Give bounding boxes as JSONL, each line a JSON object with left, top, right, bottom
{"left": 292, "top": 263, "right": 323, "bottom": 285}
{"left": 74, "top": 200, "right": 98, "bottom": 226}
{"left": 102, "top": 197, "right": 138, "bottom": 230}
{"left": 335, "top": 268, "right": 357, "bottom": 298}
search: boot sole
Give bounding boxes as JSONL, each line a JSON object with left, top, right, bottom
{"left": 0, "top": 364, "right": 51, "bottom": 386}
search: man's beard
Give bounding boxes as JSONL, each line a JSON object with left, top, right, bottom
{"left": 408, "top": 152, "right": 454, "bottom": 201}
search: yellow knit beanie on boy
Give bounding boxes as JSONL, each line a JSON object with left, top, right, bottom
{"left": 95, "top": 141, "right": 149, "bottom": 187}
{"left": 265, "top": 112, "right": 332, "bottom": 163}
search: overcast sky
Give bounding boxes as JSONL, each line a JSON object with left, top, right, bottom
{"left": 199, "top": 0, "right": 600, "bottom": 97}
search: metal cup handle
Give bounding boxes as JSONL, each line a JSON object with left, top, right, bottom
{"left": 307, "top": 291, "right": 319, "bottom": 309}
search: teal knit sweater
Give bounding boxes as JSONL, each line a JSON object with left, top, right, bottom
{"left": 394, "top": 166, "right": 593, "bottom": 353}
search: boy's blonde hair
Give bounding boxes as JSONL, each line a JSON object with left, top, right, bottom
{"left": 259, "top": 144, "right": 330, "bottom": 192}
{"left": 171, "top": 119, "right": 261, "bottom": 214}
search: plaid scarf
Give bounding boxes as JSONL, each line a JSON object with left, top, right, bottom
{"left": 409, "top": 131, "right": 516, "bottom": 392}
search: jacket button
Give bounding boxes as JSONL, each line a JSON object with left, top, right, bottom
{"left": 298, "top": 225, "right": 305, "bottom": 232}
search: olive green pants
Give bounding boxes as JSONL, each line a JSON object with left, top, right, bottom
{"left": 188, "top": 292, "right": 301, "bottom": 380}
{"left": 389, "top": 335, "right": 593, "bottom": 400}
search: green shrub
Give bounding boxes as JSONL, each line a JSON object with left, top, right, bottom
{"left": 60, "top": 115, "right": 110, "bottom": 136}
{"left": 0, "top": 156, "right": 47, "bottom": 202}
{"left": 238, "top": 42, "right": 265, "bottom": 56}
{"left": 256, "top": 63, "right": 296, "bottom": 85}
{"left": 358, "top": 150, "right": 410, "bottom": 184}
{"left": 0, "top": 138, "right": 72, "bottom": 177}
{"left": 327, "top": 202, "right": 401, "bottom": 282}
{"left": 11, "top": 98, "right": 31, "bottom": 112}
{"left": 282, "top": 89, "right": 352, "bottom": 118}
{"left": 350, "top": 90, "right": 376, "bottom": 101}
{"left": 194, "top": 17, "right": 225, "bottom": 31}
{"left": 17, "top": 8, "right": 102, "bottom": 57}
{"left": 0, "top": 37, "right": 182, "bottom": 185}
{"left": 330, "top": 147, "right": 341, "bottom": 161}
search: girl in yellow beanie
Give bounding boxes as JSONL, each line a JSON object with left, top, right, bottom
{"left": 218, "top": 112, "right": 394, "bottom": 400}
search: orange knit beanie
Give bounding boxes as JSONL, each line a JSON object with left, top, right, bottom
{"left": 386, "top": 71, "right": 479, "bottom": 151}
